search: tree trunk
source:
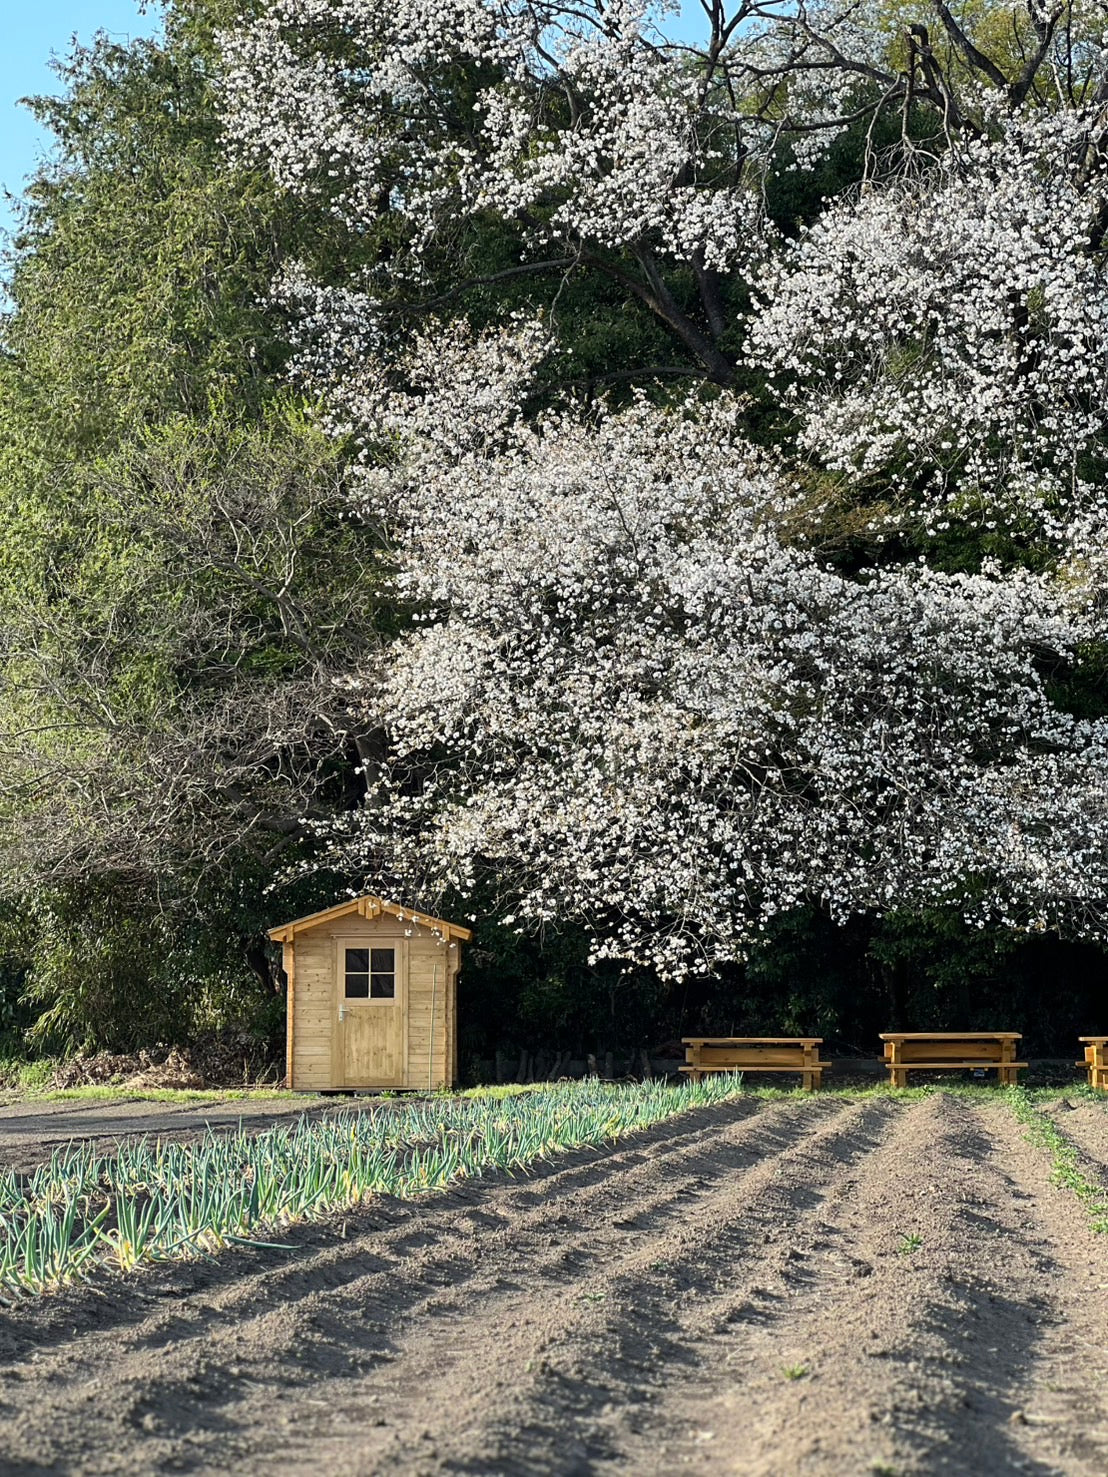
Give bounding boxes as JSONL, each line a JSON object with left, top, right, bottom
{"left": 244, "top": 939, "right": 278, "bottom": 995}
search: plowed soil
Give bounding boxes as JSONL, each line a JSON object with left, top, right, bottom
{"left": 0, "top": 1092, "right": 1106, "bottom": 1476}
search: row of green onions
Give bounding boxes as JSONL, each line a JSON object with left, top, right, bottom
{"left": 0, "top": 1075, "right": 744, "bottom": 1299}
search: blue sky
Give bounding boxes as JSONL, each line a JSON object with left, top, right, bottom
{"left": 1, "top": 1, "right": 161, "bottom": 240}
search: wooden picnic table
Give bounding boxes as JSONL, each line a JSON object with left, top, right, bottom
{"left": 879, "top": 1032, "right": 1025, "bottom": 1088}
{"left": 681, "top": 1037, "right": 828, "bottom": 1090}
{"left": 1078, "top": 1036, "right": 1108, "bottom": 1091}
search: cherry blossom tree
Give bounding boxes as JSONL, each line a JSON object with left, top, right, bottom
{"left": 219, "top": 0, "right": 754, "bottom": 383}
{"left": 219, "top": 0, "right": 1108, "bottom": 383}
{"left": 310, "top": 322, "right": 1108, "bottom": 973}
{"left": 216, "top": 0, "right": 1108, "bottom": 972}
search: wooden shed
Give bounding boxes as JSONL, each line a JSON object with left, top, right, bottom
{"left": 269, "top": 895, "right": 472, "bottom": 1092}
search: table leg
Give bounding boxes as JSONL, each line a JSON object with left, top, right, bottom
{"left": 802, "top": 1043, "right": 818, "bottom": 1092}
{"left": 999, "top": 1038, "right": 1014, "bottom": 1086}
{"left": 686, "top": 1044, "right": 702, "bottom": 1084}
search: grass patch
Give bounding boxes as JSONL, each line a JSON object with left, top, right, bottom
{"left": 1007, "top": 1086, "right": 1108, "bottom": 1232}
{"left": 0, "top": 1059, "right": 55, "bottom": 1093}
{"left": 456, "top": 1082, "right": 550, "bottom": 1100}
{"left": 32, "top": 1086, "right": 308, "bottom": 1105}
{"left": 0, "top": 1074, "right": 744, "bottom": 1299}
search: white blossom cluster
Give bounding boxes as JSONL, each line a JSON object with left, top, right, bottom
{"left": 470, "top": 26, "right": 754, "bottom": 270}
{"left": 219, "top": 0, "right": 756, "bottom": 275}
{"left": 314, "top": 322, "right": 1108, "bottom": 975}
{"left": 748, "top": 112, "right": 1108, "bottom": 546}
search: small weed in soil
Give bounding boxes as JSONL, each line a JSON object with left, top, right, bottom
{"left": 896, "top": 1231, "right": 923, "bottom": 1255}
{"left": 782, "top": 1363, "right": 809, "bottom": 1380}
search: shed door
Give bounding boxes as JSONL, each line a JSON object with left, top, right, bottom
{"left": 335, "top": 937, "right": 407, "bottom": 1087}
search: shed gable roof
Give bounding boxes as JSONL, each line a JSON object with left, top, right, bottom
{"left": 268, "top": 894, "right": 473, "bottom": 944}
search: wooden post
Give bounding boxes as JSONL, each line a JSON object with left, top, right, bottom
{"left": 283, "top": 940, "right": 295, "bottom": 1089}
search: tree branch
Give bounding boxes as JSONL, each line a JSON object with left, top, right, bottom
{"left": 930, "top": 0, "right": 1010, "bottom": 90}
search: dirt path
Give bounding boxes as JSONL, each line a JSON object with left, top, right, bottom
{"left": 0, "top": 1096, "right": 337, "bottom": 1173}
{"left": 0, "top": 1093, "right": 1105, "bottom": 1475}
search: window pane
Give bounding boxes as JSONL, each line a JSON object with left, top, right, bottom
{"left": 370, "top": 948, "right": 395, "bottom": 972}
{"left": 369, "top": 974, "right": 395, "bottom": 999}
{"left": 345, "top": 948, "right": 369, "bottom": 972}
{"left": 345, "top": 974, "right": 370, "bottom": 998}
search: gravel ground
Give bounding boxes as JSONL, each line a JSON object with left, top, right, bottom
{"left": 0, "top": 1095, "right": 339, "bottom": 1172}
{"left": 0, "top": 1092, "right": 1105, "bottom": 1475}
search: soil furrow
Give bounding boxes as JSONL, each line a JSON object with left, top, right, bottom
{"left": 355, "top": 1091, "right": 1001, "bottom": 1476}
{"left": 1049, "top": 1100, "right": 1108, "bottom": 1180}
{"left": 200, "top": 1095, "right": 898, "bottom": 1475}
{"left": 987, "top": 1103, "right": 1108, "bottom": 1476}
{"left": 614, "top": 1092, "right": 1060, "bottom": 1475}
{"left": 0, "top": 1093, "right": 1105, "bottom": 1476}
{"left": 611, "top": 1093, "right": 1108, "bottom": 1477}
{"left": 0, "top": 1096, "right": 822, "bottom": 1472}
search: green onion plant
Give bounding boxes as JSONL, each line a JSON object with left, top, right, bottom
{"left": 0, "top": 1074, "right": 742, "bottom": 1298}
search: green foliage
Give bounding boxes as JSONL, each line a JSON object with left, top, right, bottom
{"left": 865, "top": 910, "right": 1022, "bottom": 1024}
{"left": 460, "top": 917, "right": 668, "bottom": 1062}
{"left": 0, "top": 2, "right": 382, "bottom": 1055}
{"left": 10, "top": 55, "right": 261, "bottom": 440}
